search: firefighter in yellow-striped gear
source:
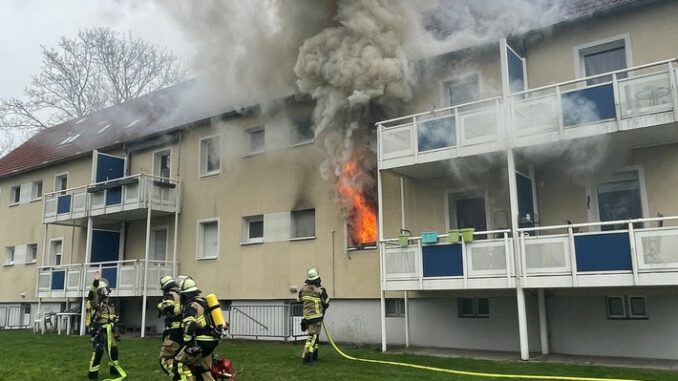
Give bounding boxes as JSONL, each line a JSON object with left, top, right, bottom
{"left": 298, "top": 267, "right": 330, "bottom": 365}
{"left": 87, "top": 271, "right": 126, "bottom": 380}
{"left": 175, "top": 276, "right": 218, "bottom": 381}
{"left": 157, "top": 276, "right": 187, "bottom": 380}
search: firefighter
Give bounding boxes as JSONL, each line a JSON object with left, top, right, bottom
{"left": 87, "top": 271, "right": 126, "bottom": 380}
{"left": 175, "top": 276, "right": 219, "bottom": 381}
{"left": 157, "top": 276, "right": 187, "bottom": 380}
{"left": 298, "top": 267, "right": 330, "bottom": 365}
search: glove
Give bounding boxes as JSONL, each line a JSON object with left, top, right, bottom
{"left": 300, "top": 319, "right": 308, "bottom": 332}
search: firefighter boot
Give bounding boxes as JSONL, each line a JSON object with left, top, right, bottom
{"left": 312, "top": 347, "right": 318, "bottom": 362}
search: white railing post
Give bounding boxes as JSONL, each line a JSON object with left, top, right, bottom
{"left": 454, "top": 107, "right": 461, "bottom": 151}
{"left": 462, "top": 240, "right": 468, "bottom": 289}
{"left": 504, "top": 232, "right": 512, "bottom": 287}
{"left": 668, "top": 61, "right": 678, "bottom": 120}
{"left": 556, "top": 86, "right": 564, "bottom": 138}
{"left": 412, "top": 116, "right": 419, "bottom": 163}
{"left": 567, "top": 226, "right": 578, "bottom": 287}
{"left": 418, "top": 239, "right": 424, "bottom": 289}
{"left": 612, "top": 73, "right": 621, "bottom": 124}
{"left": 519, "top": 233, "right": 527, "bottom": 287}
{"left": 628, "top": 222, "right": 640, "bottom": 286}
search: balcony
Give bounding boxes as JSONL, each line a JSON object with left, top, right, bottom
{"left": 43, "top": 174, "right": 181, "bottom": 225}
{"left": 36, "top": 259, "right": 172, "bottom": 298}
{"left": 381, "top": 216, "right": 678, "bottom": 292}
{"left": 378, "top": 59, "right": 678, "bottom": 170}
{"left": 381, "top": 229, "right": 516, "bottom": 291}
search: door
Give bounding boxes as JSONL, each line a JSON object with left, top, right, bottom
{"left": 516, "top": 173, "right": 536, "bottom": 228}
{"left": 90, "top": 230, "right": 121, "bottom": 288}
{"left": 596, "top": 170, "right": 643, "bottom": 231}
{"left": 448, "top": 192, "right": 487, "bottom": 237}
{"left": 94, "top": 152, "right": 125, "bottom": 206}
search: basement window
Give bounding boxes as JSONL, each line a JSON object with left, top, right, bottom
{"left": 385, "top": 299, "right": 405, "bottom": 318}
{"left": 606, "top": 295, "right": 648, "bottom": 320}
{"left": 458, "top": 297, "right": 490, "bottom": 318}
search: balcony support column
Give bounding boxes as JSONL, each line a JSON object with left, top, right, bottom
{"left": 378, "top": 165, "right": 387, "bottom": 352}
{"left": 80, "top": 216, "right": 94, "bottom": 336}
{"left": 141, "top": 195, "right": 152, "bottom": 338}
{"left": 404, "top": 291, "right": 410, "bottom": 348}
{"left": 172, "top": 194, "right": 180, "bottom": 277}
{"left": 507, "top": 149, "right": 530, "bottom": 360}
{"left": 538, "top": 289, "right": 550, "bottom": 355}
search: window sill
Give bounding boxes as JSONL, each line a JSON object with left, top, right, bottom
{"left": 290, "top": 140, "right": 314, "bottom": 148}
{"left": 3, "top": 263, "right": 14, "bottom": 267}
{"left": 8, "top": 203, "right": 19, "bottom": 207}
{"left": 242, "top": 150, "right": 264, "bottom": 158}
{"left": 196, "top": 256, "right": 218, "bottom": 261}
{"left": 290, "top": 236, "right": 316, "bottom": 242}
{"left": 240, "top": 240, "right": 263, "bottom": 246}
{"left": 199, "top": 171, "right": 221, "bottom": 179}
{"left": 25, "top": 261, "right": 36, "bottom": 266}
{"left": 31, "top": 197, "right": 42, "bottom": 203}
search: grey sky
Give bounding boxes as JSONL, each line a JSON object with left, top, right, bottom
{"left": 0, "top": 0, "right": 195, "bottom": 99}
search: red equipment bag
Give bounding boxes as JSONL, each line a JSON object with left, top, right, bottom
{"left": 210, "top": 357, "right": 237, "bottom": 380}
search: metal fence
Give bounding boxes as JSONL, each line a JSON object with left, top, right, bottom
{"left": 228, "top": 304, "right": 307, "bottom": 340}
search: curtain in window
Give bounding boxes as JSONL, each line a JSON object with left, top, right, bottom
{"left": 585, "top": 47, "right": 626, "bottom": 85}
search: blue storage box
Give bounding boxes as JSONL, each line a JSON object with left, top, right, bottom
{"left": 421, "top": 231, "right": 439, "bottom": 244}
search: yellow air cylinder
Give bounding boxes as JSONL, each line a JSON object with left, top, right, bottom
{"left": 206, "top": 293, "right": 226, "bottom": 328}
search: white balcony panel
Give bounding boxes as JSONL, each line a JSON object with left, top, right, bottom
{"left": 384, "top": 246, "right": 419, "bottom": 280}
{"left": 460, "top": 105, "right": 500, "bottom": 145}
{"left": 618, "top": 72, "right": 673, "bottom": 118}
{"left": 512, "top": 94, "right": 559, "bottom": 136}
{"left": 635, "top": 228, "right": 678, "bottom": 270}
{"left": 524, "top": 235, "right": 571, "bottom": 274}
{"left": 466, "top": 239, "right": 508, "bottom": 277}
{"left": 381, "top": 125, "right": 414, "bottom": 159}
{"left": 118, "top": 263, "right": 138, "bottom": 291}
{"left": 44, "top": 198, "right": 57, "bottom": 218}
{"left": 66, "top": 269, "right": 81, "bottom": 291}
{"left": 124, "top": 183, "right": 140, "bottom": 204}
{"left": 73, "top": 192, "right": 87, "bottom": 213}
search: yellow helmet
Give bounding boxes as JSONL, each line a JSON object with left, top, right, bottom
{"left": 179, "top": 276, "right": 199, "bottom": 293}
{"left": 306, "top": 267, "right": 320, "bottom": 281}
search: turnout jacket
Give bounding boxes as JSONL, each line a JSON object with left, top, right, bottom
{"left": 181, "top": 296, "right": 216, "bottom": 343}
{"left": 297, "top": 283, "right": 329, "bottom": 323}
{"left": 157, "top": 289, "right": 183, "bottom": 341}
{"left": 88, "top": 280, "right": 117, "bottom": 327}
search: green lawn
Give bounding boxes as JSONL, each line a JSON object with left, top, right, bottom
{"left": 0, "top": 330, "right": 673, "bottom": 380}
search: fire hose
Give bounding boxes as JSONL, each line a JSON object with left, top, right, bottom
{"left": 322, "top": 324, "right": 644, "bottom": 381}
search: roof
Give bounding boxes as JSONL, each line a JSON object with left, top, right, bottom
{"left": 0, "top": 80, "right": 238, "bottom": 179}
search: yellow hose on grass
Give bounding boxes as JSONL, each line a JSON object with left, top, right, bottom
{"left": 322, "top": 324, "right": 644, "bottom": 381}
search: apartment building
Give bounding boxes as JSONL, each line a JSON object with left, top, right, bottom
{"left": 377, "top": 0, "right": 678, "bottom": 360}
{"left": 1, "top": 0, "right": 677, "bottom": 362}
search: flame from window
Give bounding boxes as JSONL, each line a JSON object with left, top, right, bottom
{"left": 337, "top": 160, "right": 377, "bottom": 247}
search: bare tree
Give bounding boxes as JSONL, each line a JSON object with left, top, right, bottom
{"left": 0, "top": 27, "right": 188, "bottom": 153}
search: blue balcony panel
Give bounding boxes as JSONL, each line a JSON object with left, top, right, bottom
{"left": 51, "top": 270, "right": 65, "bottom": 290}
{"left": 422, "top": 244, "right": 464, "bottom": 277}
{"left": 562, "top": 84, "right": 616, "bottom": 127}
{"left": 56, "top": 195, "right": 72, "bottom": 215}
{"left": 418, "top": 116, "right": 456, "bottom": 152}
{"left": 574, "top": 232, "right": 632, "bottom": 272}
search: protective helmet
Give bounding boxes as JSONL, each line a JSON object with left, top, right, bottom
{"left": 306, "top": 267, "right": 320, "bottom": 281}
{"left": 97, "top": 278, "right": 111, "bottom": 298}
{"left": 160, "top": 275, "right": 177, "bottom": 291}
{"left": 178, "top": 276, "right": 199, "bottom": 294}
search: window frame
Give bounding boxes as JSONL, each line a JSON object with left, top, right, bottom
{"left": 606, "top": 295, "right": 648, "bottom": 320}
{"left": 31, "top": 180, "right": 43, "bottom": 201}
{"left": 53, "top": 173, "right": 69, "bottom": 194}
{"left": 242, "top": 215, "right": 264, "bottom": 244}
{"left": 196, "top": 218, "right": 220, "bottom": 261}
{"left": 9, "top": 185, "right": 20, "bottom": 206}
{"left": 574, "top": 33, "right": 633, "bottom": 82}
{"left": 385, "top": 298, "right": 405, "bottom": 318}
{"left": 26, "top": 243, "right": 38, "bottom": 265}
{"left": 245, "top": 126, "right": 266, "bottom": 156}
{"left": 290, "top": 208, "right": 316, "bottom": 241}
{"left": 586, "top": 166, "right": 649, "bottom": 228}
{"left": 4, "top": 246, "right": 15, "bottom": 266}
{"left": 150, "top": 225, "right": 169, "bottom": 262}
{"left": 152, "top": 148, "right": 173, "bottom": 179}
{"left": 49, "top": 238, "right": 64, "bottom": 266}
{"left": 457, "top": 297, "right": 490, "bottom": 319}
{"left": 199, "top": 135, "right": 222, "bottom": 178}
{"left": 439, "top": 71, "right": 482, "bottom": 108}
{"left": 290, "top": 118, "right": 315, "bottom": 146}
{"left": 444, "top": 187, "right": 491, "bottom": 231}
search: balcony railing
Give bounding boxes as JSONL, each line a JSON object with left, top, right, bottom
{"left": 44, "top": 174, "right": 181, "bottom": 223}
{"left": 518, "top": 215, "right": 678, "bottom": 288}
{"left": 36, "top": 259, "right": 172, "bottom": 298}
{"left": 378, "top": 59, "right": 678, "bottom": 169}
{"left": 381, "top": 229, "right": 515, "bottom": 290}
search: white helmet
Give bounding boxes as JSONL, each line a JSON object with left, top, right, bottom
{"left": 306, "top": 267, "right": 320, "bottom": 281}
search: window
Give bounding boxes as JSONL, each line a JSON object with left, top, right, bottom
{"left": 443, "top": 74, "right": 479, "bottom": 107}
{"left": 458, "top": 297, "right": 490, "bottom": 318}
{"left": 291, "top": 209, "right": 315, "bottom": 239}
{"left": 597, "top": 170, "right": 644, "bottom": 231}
{"left": 247, "top": 127, "right": 265, "bottom": 154}
{"left": 197, "top": 220, "right": 219, "bottom": 260}
{"left": 150, "top": 227, "right": 168, "bottom": 261}
{"left": 54, "top": 174, "right": 68, "bottom": 194}
{"left": 292, "top": 118, "right": 314, "bottom": 145}
{"left": 153, "top": 150, "right": 171, "bottom": 178}
{"left": 242, "top": 215, "right": 264, "bottom": 244}
{"left": 578, "top": 38, "right": 627, "bottom": 85}
{"left": 31, "top": 181, "right": 42, "bottom": 200}
{"left": 26, "top": 244, "right": 37, "bottom": 264}
{"left": 606, "top": 295, "right": 648, "bottom": 320}
{"left": 4, "top": 247, "right": 15, "bottom": 266}
{"left": 49, "top": 239, "right": 63, "bottom": 266}
{"left": 10, "top": 186, "right": 20, "bottom": 205}
{"left": 385, "top": 299, "right": 405, "bottom": 318}
{"left": 200, "top": 136, "right": 221, "bottom": 177}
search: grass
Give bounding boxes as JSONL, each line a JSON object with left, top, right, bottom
{"left": 0, "top": 330, "right": 674, "bottom": 380}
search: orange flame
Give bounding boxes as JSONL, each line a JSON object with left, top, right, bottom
{"left": 337, "top": 161, "right": 377, "bottom": 246}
